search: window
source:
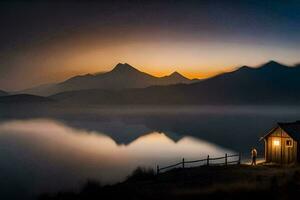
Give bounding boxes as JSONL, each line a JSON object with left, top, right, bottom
{"left": 273, "top": 140, "right": 280, "bottom": 146}
{"left": 286, "top": 140, "right": 293, "bottom": 147}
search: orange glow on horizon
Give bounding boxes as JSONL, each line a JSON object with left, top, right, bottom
{"left": 54, "top": 65, "right": 228, "bottom": 82}
{"left": 145, "top": 69, "right": 222, "bottom": 79}
{"left": 4, "top": 33, "right": 300, "bottom": 91}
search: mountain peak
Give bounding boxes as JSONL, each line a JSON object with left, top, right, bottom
{"left": 259, "top": 60, "right": 286, "bottom": 69}
{"left": 164, "top": 71, "right": 190, "bottom": 82}
{"left": 269, "top": 60, "right": 277, "bottom": 63}
{"left": 170, "top": 71, "right": 182, "bottom": 76}
{"left": 266, "top": 60, "right": 280, "bottom": 65}
{"left": 238, "top": 65, "right": 252, "bottom": 71}
{"left": 111, "top": 63, "right": 139, "bottom": 73}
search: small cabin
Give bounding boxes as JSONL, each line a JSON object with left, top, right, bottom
{"left": 261, "top": 121, "right": 300, "bottom": 164}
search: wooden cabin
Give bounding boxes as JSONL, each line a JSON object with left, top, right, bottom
{"left": 262, "top": 121, "right": 300, "bottom": 164}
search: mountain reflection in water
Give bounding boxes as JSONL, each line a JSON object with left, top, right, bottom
{"left": 0, "top": 119, "right": 233, "bottom": 199}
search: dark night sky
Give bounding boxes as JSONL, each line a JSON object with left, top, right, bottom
{"left": 0, "top": 0, "right": 299, "bottom": 90}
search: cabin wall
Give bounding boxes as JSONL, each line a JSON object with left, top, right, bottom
{"left": 265, "top": 127, "right": 297, "bottom": 164}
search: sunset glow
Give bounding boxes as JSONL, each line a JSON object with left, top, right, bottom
{"left": 0, "top": 1, "right": 299, "bottom": 90}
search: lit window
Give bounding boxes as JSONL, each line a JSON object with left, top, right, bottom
{"left": 286, "top": 140, "right": 293, "bottom": 147}
{"left": 273, "top": 140, "right": 280, "bottom": 146}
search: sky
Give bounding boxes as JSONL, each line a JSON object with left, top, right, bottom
{"left": 0, "top": 0, "right": 299, "bottom": 91}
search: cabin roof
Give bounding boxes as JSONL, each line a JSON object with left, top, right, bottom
{"left": 278, "top": 121, "right": 300, "bottom": 141}
{"left": 262, "top": 121, "right": 300, "bottom": 141}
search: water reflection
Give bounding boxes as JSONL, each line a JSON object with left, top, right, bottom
{"left": 0, "top": 119, "right": 233, "bottom": 199}
{"left": 3, "top": 106, "right": 300, "bottom": 154}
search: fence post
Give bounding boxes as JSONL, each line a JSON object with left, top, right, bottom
{"left": 238, "top": 152, "right": 241, "bottom": 165}
{"left": 157, "top": 165, "right": 160, "bottom": 175}
{"left": 182, "top": 158, "right": 185, "bottom": 169}
{"left": 225, "top": 153, "right": 228, "bottom": 166}
{"left": 207, "top": 155, "right": 209, "bottom": 166}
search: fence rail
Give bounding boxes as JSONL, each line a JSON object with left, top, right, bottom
{"left": 157, "top": 153, "right": 241, "bottom": 174}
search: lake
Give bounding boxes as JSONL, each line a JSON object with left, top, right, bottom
{"left": 1, "top": 105, "right": 300, "bottom": 199}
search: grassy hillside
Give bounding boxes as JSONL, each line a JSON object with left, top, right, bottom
{"left": 39, "top": 164, "right": 300, "bottom": 200}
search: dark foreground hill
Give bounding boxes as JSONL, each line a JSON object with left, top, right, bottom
{"left": 39, "top": 164, "right": 300, "bottom": 200}
{"left": 51, "top": 61, "right": 300, "bottom": 105}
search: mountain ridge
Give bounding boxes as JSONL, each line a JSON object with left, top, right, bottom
{"left": 20, "top": 63, "right": 197, "bottom": 96}
{"left": 0, "top": 94, "right": 54, "bottom": 104}
{"left": 50, "top": 61, "right": 300, "bottom": 105}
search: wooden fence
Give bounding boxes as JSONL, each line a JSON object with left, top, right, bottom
{"left": 157, "top": 153, "right": 241, "bottom": 174}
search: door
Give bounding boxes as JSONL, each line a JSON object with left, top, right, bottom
{"left": 269, "top": 137, "right": 282, "bottom": 163}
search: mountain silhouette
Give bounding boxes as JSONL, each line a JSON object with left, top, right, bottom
{"left": 0, "top": 90, "right": 8, "bottom": 96}
{"left": 51, "top": 61, "right": 300, "bottom": 105}
{"left": 160, "top": 71, "right": 192, "bottom": 83}
{"left": 0, "top": 94, "right": 53, "bottom": 104}
{"left": 21, "top": 63, "right": 197, "bottom": 96}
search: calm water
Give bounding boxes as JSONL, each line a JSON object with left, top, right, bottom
{"left": 0, "top": 118, "right": 233, "bottom": 200}
{"left": 2, "top": 106, "right": 300, "bottom": 199}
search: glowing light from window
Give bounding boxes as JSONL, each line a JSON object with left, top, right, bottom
{"left": 273, "top": 140, "right": 280, "bottom": 146}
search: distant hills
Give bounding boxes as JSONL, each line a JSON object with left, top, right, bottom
{"left": 21, "top": 63, "right": 198, "bottom": 96}
{"left": 0, "top": 90, "right": 8, "bottom": 96}
{"left": 0, "top": 94, "right": 53, "bottom": 104}
{"left": 50, "top": 61, "right": 300, "bottom": 105}
{"left": 3, "top": 60, "right": 300, "bottom": 106}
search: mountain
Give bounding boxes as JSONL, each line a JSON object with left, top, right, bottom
{"left": 20, "top": 83, "right": 57, "bottom": 97}
{"left": 0, "top": 90, "right": 8, "bottom": 96}
{"left": 21, "top": 63, "right": 198, "bottom": 96}
{"left": 159, "top": 71, "right": 193, "bottom": 84}
{"left": 51, "top": 61, "right": 300, "bottom": 105}
{"left": 0, "top": 94, "right": 54, "bottom": 104}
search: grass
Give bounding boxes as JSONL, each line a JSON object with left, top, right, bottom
{"left": 39, "top": 164, "right": 300, "bottom": 200}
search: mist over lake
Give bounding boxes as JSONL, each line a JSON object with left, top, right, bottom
{"left": 0, "top": 117, "right": 232, "bottom": 199}
{"left": 1, "top": 106, "right": 300, "bottom": 199}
